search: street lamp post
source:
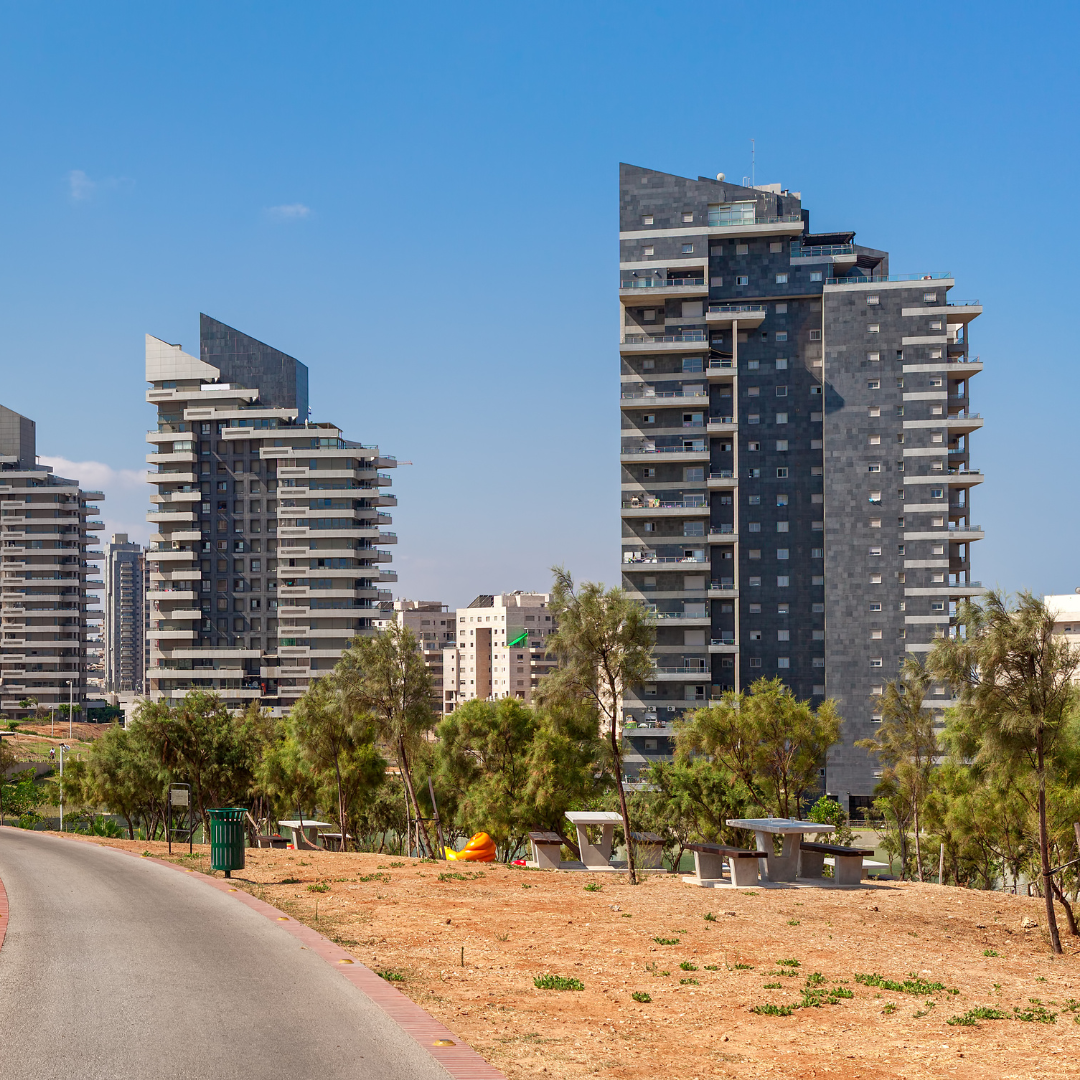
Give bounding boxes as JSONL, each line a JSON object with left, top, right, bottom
{"left": 58, "top": 743, "right": 67, "bottom": 832}
{"left": 67, "top": 679, "right": 73, "bottom": 740}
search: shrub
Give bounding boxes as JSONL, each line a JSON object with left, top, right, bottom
{"left": 584, "top": 883, "right": 602, "bottom": 892}
{"left": 734, "top": 962, "right": 753, "bottom": 970}
{"left": 377, "top": 969, "right": 406, "bottom": 983}
{"left": 631, "top": 991, "right": 651, "bottom": 1003}
{"left": 307, "top": 882, "right": 330, "bottom": 893}
{"left": 763, "top": 982, "right": 782, "bottom": 989}
{"left": 750, "top": 1002, "right": 793, "bottom": 1016}
{"left": 653, "top": 937, "right": 679, "bottom": 945}
{"left": 777, "top": 958, "right": 800, "bottom": 968}
{"left": 855, "top": 972, "right": 954, "bottom": 995}
{"left": 533, "top": 974, "right": 584, "bottom": 991}
{"left": 983, "top": 948, "right": 999, "bottom": 957}
{"left": 703, "top": 912, "right": 717, "bottom": 922}
{"left": 680, "top": 961, "right": 698, "bottom": 971}
{"left": 680, "top": 978, "right": 699, "bottom": 985}
{"left": 947, "top": 1006, "right": 1009, "bottom": 1026}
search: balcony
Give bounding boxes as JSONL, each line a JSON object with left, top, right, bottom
{"left": 708, "top": 580, "right": 737, "bottom": 598}
{"left": 946, "top": 469, "right": 983, "bottom": 487}
{"left": 708, "top": 640, "right": 739, "bottom": 653}
{"left": 643, "top": 609, "right": 711, "bottom": 626}
{"left": 790, "top": 243, "right": 856, "bottom": 265}
{"left": 825, "top": 272, "right": 953, "bottom": 287}
{"left": 708, "top": 528, "right": 737, "bottom": 543}
{"left": 706, "top": 358, "right": 734, "bottom": 381}
{"left": 620, "top": 445, "right": 709, "bottom": 464}
{"left": 620, "top": 331, "right": 708, "bottom": 354}
{"left": 619, "top": 277, "right": 708, "bottom": 305}
{"left": 620, "top": 389, "right": 709, "bottom": 409}
{"left": 707, "top": 416, "right": 737, "bottom": 433}
{"left": 704, "top": 211, "right": 804, "bottom": 237}
{"left": 706, "top": 304, "right": 767, "bottom": 328}
{"left": 623, "top": 554, "right": 707, "bottom": 569}
{"left": 622, "top": 497, "right": 708, "bottom": 516}
{"left": 706, "top": 470, "right": 738, "bottom": 489}
{"left": 652, "top": 665, "right": 711, "bottom": 681}
{"left": 945, "top": 413, "right": 983, "bottom": 435}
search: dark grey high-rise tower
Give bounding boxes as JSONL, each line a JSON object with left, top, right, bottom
{"left": 618, "top": 165, "right": 984, "bottom": 808}
{"left": 145, "top": 316, "right": 396, "bottom": 712}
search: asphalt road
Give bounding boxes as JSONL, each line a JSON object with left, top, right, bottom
{"left": 0, "top": 828, "right": 449, "bottom": 1080}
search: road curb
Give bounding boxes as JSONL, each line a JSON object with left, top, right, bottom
{"left": 39, "top": 834, "right": 506, "bottom": 1080}
{"left": 0, "top": 863, "right": 8, "bottom": 956}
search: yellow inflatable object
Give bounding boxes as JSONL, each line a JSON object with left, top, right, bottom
{"left": 445, "top": 831, "right": 496, "bottom": 862}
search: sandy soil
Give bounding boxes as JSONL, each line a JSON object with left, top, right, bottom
{"left": 5, "top": 721, "right": 108, "bottom": 759}
{"left": 66, "top": 837, "right": 1080, "bottom": 1079}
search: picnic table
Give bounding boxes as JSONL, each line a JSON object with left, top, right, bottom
{"left": 565, "top": 811, "right": 624, "bottom": 870}
{"left": 725, "top": 817, "right": 835, "bottom": 882}
{"left": 277, "top": 819, "right": 334, "bottom": 850}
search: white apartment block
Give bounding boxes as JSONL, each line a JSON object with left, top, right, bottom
{"left": 442, "top": 592, "right": 557, "bottom": 714}
{"left": 0, "top": 404, "right": 104, "bottom": 716}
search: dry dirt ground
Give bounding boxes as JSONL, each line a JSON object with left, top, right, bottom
{"left": 65, "top": 837, "right": 1080, "bottom": 1079}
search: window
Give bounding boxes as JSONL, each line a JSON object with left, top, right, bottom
{"left": 642, "top": 358, "right": 655, "bottom": 369}
{"left": 682, "top": 244, "right": 694, "bottom": 254}
{"left": 867, "top": 295, "right": 880, "bottom": 305}
{"left": 931, "top": 488, "right": 944, "bottom": 499}
{"left": 930, "top": 320, "right": 942, "bottom": 331}
{"left": 644, "top": 246, "right": 654, "bottom": 256}
{"left": 776, "top": 358, "right": 789, "bottom": 370}
{"left": 870, "top": 657, "right": 883, "bottom": 667}
{"left": 931, "top": 601, "right": 946, "bottom": 612}
{"left": 931, "top": 571, "right": 945, "bottom": 583}
{"left": 776, "top": 273, "right": 789, "bottom": 284}
{"left": 812, "top": 575, "right": 824, "bottom": 585}
{"left": 923, "top": 292, "right": 937, "bottom": 303}
{"left": 736, "top": 244, "right": 748, "bottom": 255}
{"left": 870, "top": 573, "right": 882, "bottom": 584}
{"left": 869, "top": 602, "right": 881, "bottom": 611}
{"left": 870, "top": 517, "right": 881, "bottom": 528}
{"left": 777, "top": 603, "right": 789, "bottom": 614}
{"left": 748, "top": 522, "right": 761, "bottom": 532}
{"left": 930, "top": 376, "right": 943, "bottom": 387}
{"left": 747, "top": 359, "right": 759, "bottom": 369}
{"left": 777, "top": 575, "right": 790, "bottom": 587}
{"left": 868, "top": 379, "right": 880, "bottom": 389}
{"left": 776, "top": 467, "right": 788, "bottom": 478}
{"left": 931, "top": 404, "right": 944, "bottom": 416}
{"left": 747, "top": 413, "right": 760, "bottom": 424}
{"left": 776, "top": 521, "right": 789, "bottom": 533}
{"left": 749, "top": 603, "right": 761, "bottom": 613}
{"left": 776, "top": 440, "right": 788, "bottom": 451}
{"left": 931, "top": 544, "right": 945, "bottom": 555}
{"left": 776, "top": 412, "right": 788, "bottom": 424}
{"left": 750, "top": 630, "right": 762, "bottom": 641}
{"left": 869, "top": 490, "right": 882, "bottom": 503}
{"left": 931, "top": 516, "right": 944, "bottom": 527}
{"left": 868, "top": 324, "right": 879, "bottom": 333}
{"left": 777, "top": 657, "right": 790, "bottom": 669}
{"left": 810, "top": 271, "right": 823, "bottom": 283}
{"left": 748, "top": 495, "right": 761, "bottom": 505}
{"left": 642, "top": 309, "right": 656, "bottom": 323}
{"left": 929, "top": 348, "right": 942, "bottom": 359}
{"left": 749, "top": 549, "right": 761, "bottom": 560}
{"left": 747, "top": 385, "right": 760, "bottom": 397}
{"left": 898, "top": 544, "right": 906, "bottom": 555}
{"left": 710, "top": 276, "right": 724, "bottom": 286}
{"left": 777, "top": 548, "right": 789, "bottom": 560}
{"left": 871, "top": 629, "right": 883, "bottom": 640}
{"left": 769, "top": 242, "right": 783, "bottom": 253}
{"left": 643, "top": 414, "right": 655, "bottom": 424}
{"left": 869, "top": 434, "right": 881, "bottom": 445}
{"left": 868, "top": 352, "right": 880, "bottom": 362}
{"left": 749, "top": 576, "right": 761, "bottom": 586}
{"left": 776, "top": 494, "right": 789, "bottom": 506}
{"left": 747, "top": 441, "right": 760, "bottom": 451}
{"left": 641, "top": 214, "right": 653, "bottom": 226}
{"left": 775, "top": 330, "right": 788, "bottom": 341}
{"left": 811, "top": 547, "right": 823, "bottom": 558}
{"left": 749, "top": 657, "right": 762, "bottom": 668}
{"left": 776, "top": 385, "right": 788, "bottom": 397}
{"left": 868, "top": 463, "right": 881, "bottom": 473}
{"left": 736, "top": 275, "right": 748, "bottom": 285}
{"left": 775, "top": 302, "right": 787, "bottom": 313}
{"left": 682, "top": 211, "right": 693, "bottom": 223}
{"left": 870, "top": 546, "right": 882, "bottom": 556}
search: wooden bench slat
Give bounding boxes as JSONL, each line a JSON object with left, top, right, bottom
{"left": 800, "top": 842, "right": 874, "bottom": 857}
{"left": 528, "top": 831, "right": 563, "bottom": 843}
{"left": 630, "top": 831, "right": 663, "bottom": 843}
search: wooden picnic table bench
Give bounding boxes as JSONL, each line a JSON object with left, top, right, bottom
{"left": 799, "top": 842, "right": 875, "bottom": 885}
{"left": 629, "top": 831, "right": 665, "bottom": 870}
{"left": 528, "top": 830, "right": 565, "bottom": 869}
{"left": 684, "top": 841, "right": 768, "bottom": 886}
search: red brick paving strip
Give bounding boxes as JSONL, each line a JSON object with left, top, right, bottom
{"left": 5, "top": 834, "right": 506, "bottom": 1080}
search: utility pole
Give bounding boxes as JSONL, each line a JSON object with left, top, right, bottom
{"left": 58, "top": 743, "right": 66, "bottom": 832}
{"left": 68, "top": 679, "right": 73, "bottom": 740}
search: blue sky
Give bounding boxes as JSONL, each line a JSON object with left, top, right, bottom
{"left": 0, "top": 2, "right": 1076, "bottom": 607}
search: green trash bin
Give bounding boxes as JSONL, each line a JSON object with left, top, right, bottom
{"left": 207, "top": 807, "right": 248, "bottom": 877}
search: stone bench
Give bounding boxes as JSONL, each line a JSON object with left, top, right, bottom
{"left": 528, "top": 830, "right": 565, "bottom": 870}
{"left": 799, "top": 842, "right": 875, "bottom": 885}
{"left": 684, "top": 841, "right": 768, "bottom": 887}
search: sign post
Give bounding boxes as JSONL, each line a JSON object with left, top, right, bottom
{"left": 168, "top": 784, "right": 191, "bottom": 854}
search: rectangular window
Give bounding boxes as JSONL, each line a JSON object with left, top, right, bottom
{"left": 776, "top": 467, "right": 788, "bottom": 478}
{"left": 747, "top": 385, "right": 760, "bottom": 396}
{"left": 749, "top": 576, "right": 761, "bottom": 586}
{"left": 735, "top": 275, "right": 749, "bottom": 286}
{"left": 682, "top": 211, "right": 693, "bottom": 223}
{"left": 929, "top": 348, "right": 942, "bottom": 359}
{"left": 775, "top": 330, "right": 788, "bottom": 341}
{"left": 775, "top": 273, "right": 789, "bottom": 284}
{"left": 776, "top": 358, "right": 788, "bottom": 370}
{"left": 810, "top": 272, "right": 823, "bottom": 283}
{"left": 777, "top": 494, "right": 789, "bottom": 506}
{"left": 777, "top": 657, "right": 790, "bottom": 669}
{"left": 775, "top": 440, "right": 788, "bottom": 451}
{"left": 747, "top": 413, "right": 760, "bottom": 424}
{"left": 748, "top": 522, "right": 761, "bottom": 532}
{"left": 749, "top": 657, "right": 762, "bottom": 668}
{"left": 641, "top": 215, "right": 653, "bottom": 226}
{"left": 869, "top": 546, "right": 882, "bottom": 556}
{"left": 869, "top": 602, "right": 881, "bottom": 611}
{"left": 931, "top": 601, "right": 946, "bottom": 611}
{"left": 682, "top": 243, "right": 694, "bottom": 254}
{"left": 769, "top": 242, "right": 783, "bottom": 253}
{"left": 868, "top": 379, "right": 880, "bottom": 389}
{"left": 812, "top": 575, "right": 824, "bottom": 586}
{"left": 868, "top": 352, "right": 880, "bottom": 362}
{"left": 869, "top": 434, "right": 880, "bottom": 445}
{"left": 777, "top": 575, "right": 790, "bottom": 587}
{"left": 871, "top": 629, "right": 883, "bottom": 640}
{"left": 932, "top": 572, "right": 945, "bottom": 582}
{"left": 811, "top": 547, "right": 823, "bottom": 558}
{"left": 747, "top": 441, "right": 760, "bottom": 451}
{"left": 775, "top": 385, "right": 788, "bottom": 397}
{"left": 748, "top": 549, "right": 761, "bottom": 560}
{"left": 868, "top": 324, "right": 880, "bottom": 333}
{"left": 923, "top": 292, "right": 937, "bottom": 302}
{"left": 867, "top": 295, "right": 880, "bottom": 305}
{"left": 778, "top": 629, "right": 790, "bottom": 641}
{"left": 870, "top": 573, "right": 882, "bottom": 584}
{"left": 644, "top": 246, "right": 654, "bottom": 256}
{"left": 870, "top": 657, "right": 883, "bottom": 667}
{"left": 868, "top": 463, "right": 881, "bottom": 473}
{"left": 931, "top": 488, "right": 944, "bottom": 499}
{"left": 736, "top": 243, "right": 749, "bottom": 255}
{"left": 776, "top": 412, "right": 788, "bottom": 424}
{"left": 777, "top": 549, "right": 789, "bottom": 560}
{"left": 775, "top": 302, "right": 787, "bottom": 313}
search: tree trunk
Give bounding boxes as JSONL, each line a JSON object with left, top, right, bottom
{"left": 397, "top": 736, "right": 433, "bottom": 857}
{"left": 609, "top": 719, "right": 637, "bottom": 885}
{"left": 1037, "top": 753, "right": 1063, "bottom": 954}
{"left": 334, "top": 754, "right": 347, "bottom": 854}
{"left": 1051, "top": 878, "right": 1079, "bottom": 936}
{"left": 912, "top": 799, "right": 924, "bottom": 882}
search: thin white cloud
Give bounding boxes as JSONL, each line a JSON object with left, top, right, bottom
{"left": 38, "top": 457, "right": 149, "bottom": 547}
{"left": 68, "top": 169, "right": 95, "bottom": 201}
{"left": 266, "top": 203, "right": 312, "bottom": 221}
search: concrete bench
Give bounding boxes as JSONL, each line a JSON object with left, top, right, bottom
{"left": 684, "top": 841, "right": 768, "bottom": 887}
{"left": 528, "top": 830, "right": 565, "bottom": 870}
{"left": 799, "top": 842, "right": 875, "bottom": 885}
{"left": 629, "top": 830, "right": 665, "bottom": 870}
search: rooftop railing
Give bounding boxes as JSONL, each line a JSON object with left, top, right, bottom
{"left": 948, "top": 300, "right": 981, "bottom": 307}
{"left": 620, "top": 390, "right": 709, "bottom": 401}
{"left": 826, "top": 272, "right": 952, "bottom": 286}
{"left": 707, "top": 303, "right": 767, "bottom": 315}
{"left": 709, "top": 469, "right": 735, "bottom": 479}
{"left": 947, "top": 523, "right": 983, "bottom": 531}
{"left": 790, "top": 243, "right": 855, "bottom": 258}
{"left": 621, "top": 445, "right": 706, "bottom": 455}
{"left": 707, "top": 211, "right": 803, "bottom": 227}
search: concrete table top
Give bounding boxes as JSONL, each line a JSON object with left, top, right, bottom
{"left": 726, "top": 818, "right": 835, "bottom": 834}
{"left": 565, "top": 811, "right": 624, "bottom": 825}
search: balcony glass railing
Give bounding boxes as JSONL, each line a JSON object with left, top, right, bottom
{"left": 709, "top": 470, "right": 735, "bottom": 479}
{"left": 948, "top": 300, "right": 981, "bottom": 307}
{"left": 710, "top": 579, "right": 735, "bottom": 589}
{"left": 620, "top": 277, "right": 706, "bottom": 289}
{"left": 826, "top": 272, "right": 952, "bottom": 285}
{"left": 711, "top": 637, "right": 736, "bottom": 646}
{"left": 622, "top": 498, "right": 708, "bottom": 510}
{"left": 707, "top": 304, "right": 766, "bottom": 315}
{"left": 624, "top": 554, "right": 706, "bottom": 565}
{"left": 621, "top": 390, "right": 709, "bottom": 401}
{"left": 708, "top": 210, "right": 802, "bottom": 227}
{"left": 654, "top": 665, "right": 709, "bottom": 674}
{"left": 790, "top": 243, "right": 855, "bottom": 258}
{"left": 622, "top": 445, "right": 706, "bottom": 456}
{"left": 710, "top": 415, "right": 734, "bottom": 424}
{"left": 623, "top": 331, "right": 707, "bottom": 344}
{"left": 708, "top": 358, "right": 734, "bottom": 369}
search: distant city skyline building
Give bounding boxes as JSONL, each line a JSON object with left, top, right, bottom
{"left": 0, "top": 404, "right": 104, "bottom": 717}
{"left": 441, "top": 591, "right": 557, "bottom": 714}
{"left": 390, "top": 598, "right": 454, "bottom": 714}
{"left": 104, "top": 532, "right": 146, "bottom": 694}
{"left": 145, "top": 315, "right": 397, "bottom": 711}
{"left": 618, "top": 164, "right": 985, "bottom": 808}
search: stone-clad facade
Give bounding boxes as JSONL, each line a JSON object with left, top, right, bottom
{"left": 618, "top": 164, "right": 984, "bottom": 807}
